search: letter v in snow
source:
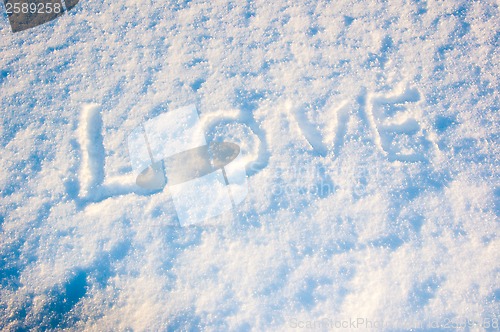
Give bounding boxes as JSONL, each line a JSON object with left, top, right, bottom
{"left": 3, "top": 0, "right": 79, "bottom": 33}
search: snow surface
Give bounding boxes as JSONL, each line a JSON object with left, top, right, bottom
{"left": 0, "top": 0, "right": 499, "bottom": 330}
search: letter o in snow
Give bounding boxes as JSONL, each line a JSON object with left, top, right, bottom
{"left": 127, "top": 105, "right": 248, "bottom": 226}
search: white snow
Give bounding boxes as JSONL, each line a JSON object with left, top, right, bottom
{"left": 0, "top": 0, "right": 499, "bottom": 331}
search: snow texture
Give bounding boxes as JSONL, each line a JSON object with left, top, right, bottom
{"left": 0, "top": 0, "right": 499, "bottom": 331}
